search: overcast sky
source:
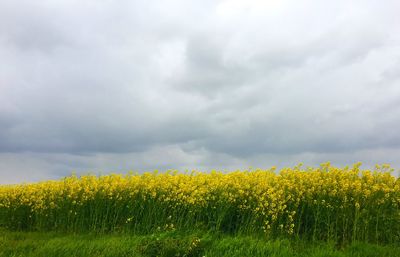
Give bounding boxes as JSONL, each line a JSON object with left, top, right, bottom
{"left": 1, "top": 0, "right": 400, "bottom": 183}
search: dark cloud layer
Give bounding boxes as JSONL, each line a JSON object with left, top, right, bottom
{"left": 1, "top": 0, "right": 400, "bottom": 183}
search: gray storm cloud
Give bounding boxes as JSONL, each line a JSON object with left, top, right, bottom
{"left": 1, "top": 0, "right": 400, "bottom": 183}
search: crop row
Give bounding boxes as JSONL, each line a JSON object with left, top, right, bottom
{"left": 0, "top": 163, "right": 399, "bottom": 244}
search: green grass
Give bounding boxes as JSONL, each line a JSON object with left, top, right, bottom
{"left": 1, "top": 229, "right": 399, "bottom": 257}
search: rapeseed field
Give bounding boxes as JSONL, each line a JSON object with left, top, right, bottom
{"left": 1, "top": 163, "right": 399, "bottom": 245}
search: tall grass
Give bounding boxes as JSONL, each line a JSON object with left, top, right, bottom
{"left": 1, "top": 229, "right": 400, "bottom": 257}
{"left": 0, "top": 163, "right": 399, "bottom": 245}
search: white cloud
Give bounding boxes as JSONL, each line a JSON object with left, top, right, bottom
{"left": 1, "top": 0, "right": 400, "bottom": 183}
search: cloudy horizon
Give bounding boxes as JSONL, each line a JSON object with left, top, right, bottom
{"left": 1, "top": 0, "right": 400, "bottom": 184}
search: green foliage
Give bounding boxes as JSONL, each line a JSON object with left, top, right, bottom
{"left": 1, "top": 229, "right": 399, "bottom": 257}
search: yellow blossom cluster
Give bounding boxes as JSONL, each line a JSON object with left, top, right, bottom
{"left": 0, "top": 163, "right": 399, "bottom": 243}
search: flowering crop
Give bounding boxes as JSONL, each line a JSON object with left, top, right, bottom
{"left": 0, "top": 163, "right": 399, "bottom": 244}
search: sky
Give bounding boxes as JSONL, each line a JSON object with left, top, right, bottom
{"left": 1, "top": 0, "right": 400, "bottom": 183}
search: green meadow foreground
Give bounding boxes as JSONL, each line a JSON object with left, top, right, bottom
{"left": 1, "top": 229, "right": 400, "bottom": 257}
{"left": 1, "top": 164, "right": 399, "bottom": 256}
